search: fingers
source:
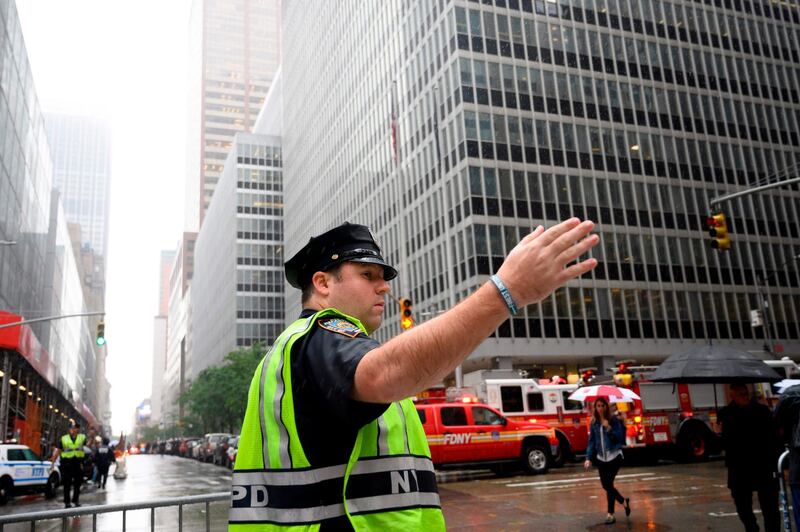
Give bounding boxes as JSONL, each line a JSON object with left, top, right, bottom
{"left": 561, "top": 258, "right": 598, "bottom": 281}
{"left": 550, "top": 220, "right": 596, "bottom": 256}
{"left": 520, "top": 224, "right": 545, "bottom": 245}
{"left": 558, "top": 232, "right": 600, "bottom": 265}
{"left": 534, "top": 218, "right": 583, "bottom": 247}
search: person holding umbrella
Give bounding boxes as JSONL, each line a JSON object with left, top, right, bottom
{"left": 719, "top": 384, "right": 781, "bottom": 532}
{"left": 583, "top": 396, "right": 631, "bottom": 524}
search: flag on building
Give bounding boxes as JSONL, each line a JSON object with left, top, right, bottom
{"left": 391, "top": 83, "right": 398, "bottom": 162}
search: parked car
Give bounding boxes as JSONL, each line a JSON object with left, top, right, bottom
{"left": 0, "top": 444, "right": 60, "bottom": 505}
{"left": 213, "top": 436, "right": 232, "bottom": 467}
{"left": 226, "top": 436, "right": 239, "bottom": 469}
{"left": 191, "top": 439, "right": 204, "bottom": 460}
{"left": 202, "top": 433, "right": 232, "bottom": 463}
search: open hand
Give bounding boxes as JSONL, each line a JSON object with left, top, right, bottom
{"left": 496, "top": 218, "right": 599, "bottom": 307}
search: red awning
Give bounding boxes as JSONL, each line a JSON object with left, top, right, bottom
{"left": 0, "top": 311, "right": 55, "bottom": 385}
{"left": 81, "top": 403, "right": 100, "bottom": 430}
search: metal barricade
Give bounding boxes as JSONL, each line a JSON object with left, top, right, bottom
{"left": 779, "top": 450, "right": 792, "bottom": 532}
{"left": 0, "top": 491, "right": 230, "bottom": 532}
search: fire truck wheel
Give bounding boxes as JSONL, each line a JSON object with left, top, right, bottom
{"left": 678, "top": 427, "right": 709, "bottom": 462}
{"left": 551, "top": 434, "right": 572, "bottom": 467}
{"left": 522, "top": 443, "right": 550, "bottom": 474}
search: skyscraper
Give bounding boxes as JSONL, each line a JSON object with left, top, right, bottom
{"left": 282, "top": 1, "right": 800, "bottom": 380}
{"left": 185, "top": 0, "right": 281, "bottom": 231}
{"left": 1, "top": 0, "right": 103, "bottom": 448}
{"left": 151, "top": 250, "right": 175, "bottom": 427}
{"left": 45, "top": 112, "right": 112, "bottom": 258}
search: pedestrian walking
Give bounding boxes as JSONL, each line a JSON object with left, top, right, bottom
{"left": 50, "top": 420, "right": 87, "bottom": 508}
{"left": 93, "top": 436, "right": 116, "bottom": 490}
{"left": 584, "top": 397, "right": 630, "bottom": 524}
{"left": 774, "top": 383, "right": 800, "bottom": 530}
{"left": 229, "top": 219, "right": 599, "bottom": 530}
{"left": 718, "top": 383, "right": 781, "bottom": 532}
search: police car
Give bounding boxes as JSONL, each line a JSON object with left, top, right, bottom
{"left": 0, "top": 444, "right": 60, "bottom": 505}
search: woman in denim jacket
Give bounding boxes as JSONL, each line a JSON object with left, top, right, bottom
{"left": 584, "top": 397, "right": 631, "bottom": 524}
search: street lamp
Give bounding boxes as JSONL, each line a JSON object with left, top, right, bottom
{"left": 755, "top": 253, "right": 800, "bottom": 356}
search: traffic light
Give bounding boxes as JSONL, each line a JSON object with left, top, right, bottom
{"left": 95, "top": 321, "right": 106, "bottom": 346}
{"left": 706, "top": 212, "right": 731, "bottom": 251}
{"left": 399, "top": 298, "right": 414, "bottom": 330}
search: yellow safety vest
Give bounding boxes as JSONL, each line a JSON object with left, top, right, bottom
{"left": 61, "top": 434, "right": 86, "bottom": 459}
{"left": 229, "top": 309, "right": 445, "bottom": 531}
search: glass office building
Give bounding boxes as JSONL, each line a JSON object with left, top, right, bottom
{"left": 185, "top": 0, "right": 281, "bottom": 230}
{"left": 44, "top": 112, "right": 112, "bottom": 258}
{"left": 282, "top": 1, "right": 800, "bottom": 376}
{"left": 1, "top": 0, "right": 101, "bottom": 446}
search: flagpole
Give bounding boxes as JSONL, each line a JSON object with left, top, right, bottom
{"left": 431, "top": 83, "right": 462, "bottom": 389}
{"left": 393, "top": 80, "right": 413, "bottom": 325}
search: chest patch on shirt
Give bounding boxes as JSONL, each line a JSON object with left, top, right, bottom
{"left": 318, "top": 318, "right": 362, "bottom": 338}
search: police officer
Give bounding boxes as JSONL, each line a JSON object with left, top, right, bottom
{"left": 51, "top": 420, "right": 87, "bottom": 508}
{"left": 229, "top": 219, "right": 598, "bottom": 530}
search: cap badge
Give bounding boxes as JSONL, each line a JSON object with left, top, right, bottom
{"left": 331, "top": 254, "right": 339, "bottom": 260}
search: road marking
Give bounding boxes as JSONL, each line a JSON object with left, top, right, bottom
{"left": 710, "top": 510, "right": 761, "bottom": 518}
{"left": 506, "top": 472, "right": 655, "bottom": 488}
{"left": 532, "top": 475, "right": 671, "bottom": 491}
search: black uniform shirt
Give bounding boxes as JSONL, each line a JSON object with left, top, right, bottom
{"left": 291, "top": 309, "right": 390, "bottom": 469}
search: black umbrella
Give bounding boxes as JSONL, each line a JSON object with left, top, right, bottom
{"left": 649, "top": 344, "right": 782, "bottom": 384}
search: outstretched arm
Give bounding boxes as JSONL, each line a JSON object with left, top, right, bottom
{"left": 353, "top": 218, "right": 599, "bottom": 404}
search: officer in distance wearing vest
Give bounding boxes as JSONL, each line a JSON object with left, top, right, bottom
{"left": 229, "top": 219, "right": 598, "bottom": 530}
{"left": 51, "top": 419, "right": 87, "bottom": 508}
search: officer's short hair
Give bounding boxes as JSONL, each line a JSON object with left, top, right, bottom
{"left": 300, "top": 263, "right": 344, "bottom": 304}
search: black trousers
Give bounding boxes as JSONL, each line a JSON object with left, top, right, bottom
{"left": 730, "top": 483, "right": 780, "bottom": 532}
{"left": 597, "top": 455, "right": 625, "bottom": 514}
{"left": 61, "top": 460, "right": 83, "bottom": 505}
{"left": 97, "top": 465, "right": 110, "bottom": 488}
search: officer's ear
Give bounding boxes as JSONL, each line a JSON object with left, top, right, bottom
{"left": 310, "top": 270, "right": 332, "bottom": 297}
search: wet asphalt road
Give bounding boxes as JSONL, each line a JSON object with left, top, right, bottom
{"left": 1, "top": 454, "right": 777, "bottom": 530}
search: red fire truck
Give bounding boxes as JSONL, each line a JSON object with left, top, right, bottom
{"left": 414, "top": 397, "right": 560, "bottom": 475}
{"left": 611, "top": 364, "right": 723, "bottom": 461}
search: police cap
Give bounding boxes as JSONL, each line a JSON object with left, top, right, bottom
{"left": 285, "top": 222, "right": 397, "bottom": 289}
{"left": 68, "top": 420, "right": 81, "bottom": 429}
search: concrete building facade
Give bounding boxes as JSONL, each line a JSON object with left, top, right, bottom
{"left": 281, "top": 0, "right": 800, "bottom": 381}
{"left": 190, "top": 131, "right": 284, "bottom": 379}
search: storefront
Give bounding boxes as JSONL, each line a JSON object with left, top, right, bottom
{"left": 0, "top": 312, "right": 91, "bottom": 456}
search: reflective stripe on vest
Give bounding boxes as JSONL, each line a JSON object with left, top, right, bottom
{"left": 229, "top": 309, "right": 445, "bottom": 531}
{"left": 61, "top": 434, "right": 86, "bottom": 459}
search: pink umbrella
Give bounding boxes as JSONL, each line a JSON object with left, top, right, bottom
{"left": 568, "top": 385, "right": 641, "bottom": 403}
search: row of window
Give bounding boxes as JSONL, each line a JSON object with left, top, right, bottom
{"left": 461, "top": 167, "right": 800, "bottom": 240}
{"left": 236, "top": 243, "right": 283, "bottom": 267}
{"left": 457, "top": 59, "right": 800, "bottom": 147}
{"left": 460, "top": 0, "right": 799, "bottom": 53}
{"left": 235, "top": 322, "right": 284, "bottom": 348}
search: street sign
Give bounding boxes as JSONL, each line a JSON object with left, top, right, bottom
{"left": 750, "top": 309, "right": 763, "bottom": 327}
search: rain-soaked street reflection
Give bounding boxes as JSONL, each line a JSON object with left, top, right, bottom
{"left": 3, "top": 454, "right": 767, "bottom": 530}
{"left": 440, "top": 458, "right": 756, "bottom": 531}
